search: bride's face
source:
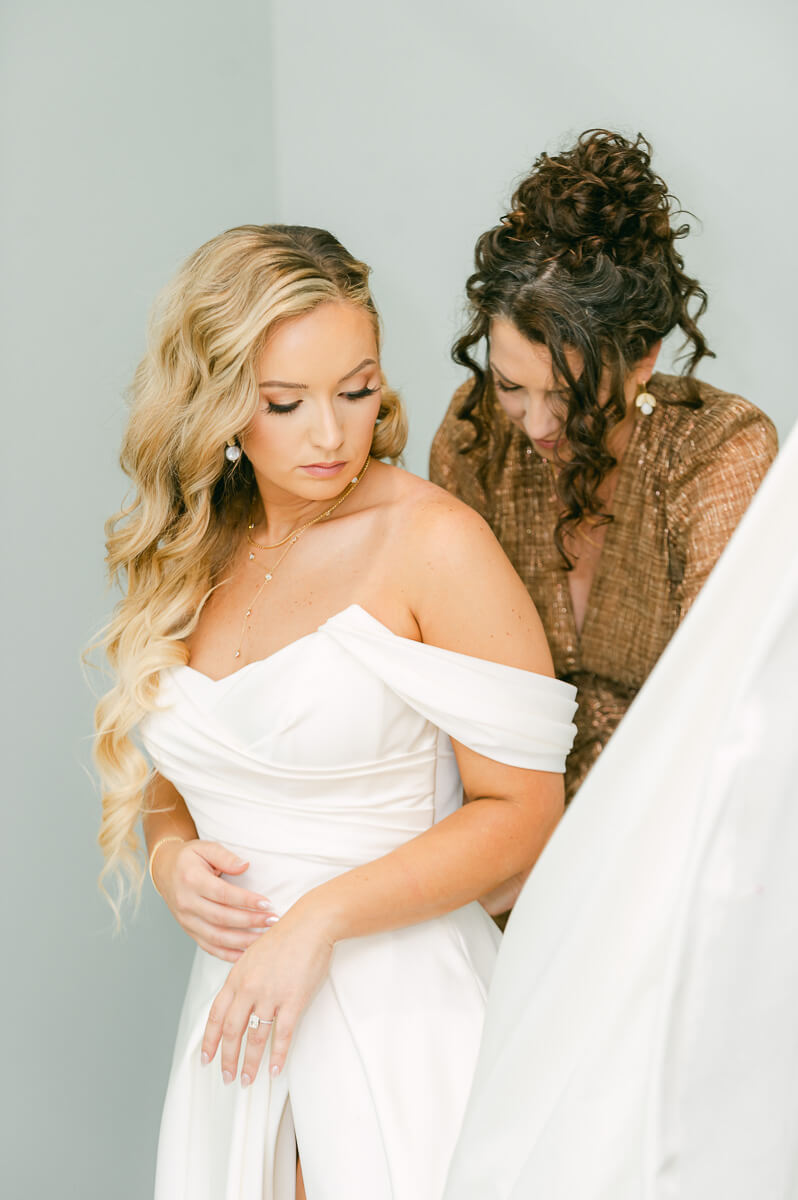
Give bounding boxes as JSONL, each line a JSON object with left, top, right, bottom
{"left": 243, "top": 301, "right": 382, "bottom": 499}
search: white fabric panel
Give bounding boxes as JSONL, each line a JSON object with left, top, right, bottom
{"left": 444, "top": 422, "right": 798, "bottom": 1200}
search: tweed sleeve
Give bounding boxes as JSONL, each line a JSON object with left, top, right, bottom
{"left": 670, "top": 403, "right": 778, "bottom": 619}
{"left": 429, "top": 384, "right": 491, "bottom": 521}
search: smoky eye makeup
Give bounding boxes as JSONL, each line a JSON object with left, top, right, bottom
{"left": 264, "top": 398, "right": 302, "bottom": 414}
{"left": 342, "top": 385, "right": 380, "bottom": 400}
{"left": 261, "top": 382, "right": 380, "bottom": 413}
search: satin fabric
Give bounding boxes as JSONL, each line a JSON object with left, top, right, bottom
{"left": 140, "top": 605, "right": 577, "bottom": 1200}
{"left": 443, "top": 422, "right": 798, "bottom": 1200}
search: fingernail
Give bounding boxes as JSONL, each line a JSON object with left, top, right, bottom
{"left": 222, "top": 1070, "right": 233, "bottom": 1085}
{"left": 257, "top": 900, "right": 271, "bottom": 910}
{"left": 270, "top": 1064, "right": 281, "bottom": 1078}
{"left": 241, "top": 1073, "right": 251, "bottom": 1089}
{"left": 234, "top": 858, "right": 248, "bottom": 866}
{"left": 265, "top": 916, "right": 279, "bottom": 926}
{"left": 200, "top": 1051, "right": 209, "bottom": 1066}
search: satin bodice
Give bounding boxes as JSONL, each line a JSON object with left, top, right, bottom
{"left": 141, "top": 604, "right": 578, "bottom": 914}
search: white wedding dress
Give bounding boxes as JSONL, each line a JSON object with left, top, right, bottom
{"left": 140, "top": 604, "right": 577, "bottom": 1200}
{"left": 443, "top": 420, "right": 798, "bottom": 1199}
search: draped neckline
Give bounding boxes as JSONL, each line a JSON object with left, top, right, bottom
{"left": 172, "top": 602, "right": 571, "bottom": 694}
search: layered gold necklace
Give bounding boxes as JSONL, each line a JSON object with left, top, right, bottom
{"left": 232, "top": 455, "right": 371, "bottom": 661}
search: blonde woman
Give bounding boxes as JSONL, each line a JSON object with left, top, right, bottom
{"left": 95, "top": 225, "right": 576, "bottom": 1200}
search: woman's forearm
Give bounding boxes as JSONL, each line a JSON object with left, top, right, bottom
{"left": 142, "top": 773, "right": 198, "bottom": 856}
{"left": 477, "top": 869, "right": 531, "bottom": 916}
{"left": 298, "top": 776, "right": 563, "bottom": 942}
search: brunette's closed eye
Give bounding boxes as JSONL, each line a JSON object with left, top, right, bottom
{"left": 494, "top": 379, "right": 522, "bottom": 394}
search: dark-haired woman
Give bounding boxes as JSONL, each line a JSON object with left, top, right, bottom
{"left": 431, "top": 129, "right": 777, "bottom": 809}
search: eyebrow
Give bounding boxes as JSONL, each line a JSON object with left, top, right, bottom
{"left": 258, "top": 357, "right": 377, "bottom": 389}
{"left": 488, "top": 360, "right": 521, "bottom": 387}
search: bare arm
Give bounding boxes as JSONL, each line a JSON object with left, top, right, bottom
{"left": 303, "top": 498, "right": 562, "bottom": 938}
{"left": 142, "top": 773, "right": 198, "bottom": 864}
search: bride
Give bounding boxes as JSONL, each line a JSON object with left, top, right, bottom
{"left": 93, "top": 224, "right": 576, "bottom": 1199}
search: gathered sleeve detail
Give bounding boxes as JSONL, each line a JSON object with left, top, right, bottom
{"left": 321, "top": 607, "right": 578, "bottom": 773}
{"left": 668, "top": 399, "right": 778, "bottom": 619}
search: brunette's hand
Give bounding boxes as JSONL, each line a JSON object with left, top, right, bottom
{"left": 201, "top": 899, "right": 334, "bottom": 1086}
{"left": 151, "top": 839, "right": 278, "bottom": 962}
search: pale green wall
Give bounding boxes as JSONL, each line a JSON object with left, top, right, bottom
{"left": 1, "top": 2, "right": 275, "bottom": 1195}
{"left": 270, "top": 0, "right": 797, "bottom": 476}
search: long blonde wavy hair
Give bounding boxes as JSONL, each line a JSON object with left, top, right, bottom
{"left": 93, "top": 224, "right": 407, "bottom": 915}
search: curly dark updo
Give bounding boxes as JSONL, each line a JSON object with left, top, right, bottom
{"left": 452, "top": 128, "right": 714, "bottom": 567}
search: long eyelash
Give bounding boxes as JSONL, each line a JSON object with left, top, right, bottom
{"left": 266, "top": 400, "right": 301, "bottom": 414}
{"left": 494, "top": 378, "right": 521, "bottom": 393}
{"left": 343, "top": 386, "right": 379, "bottom": 400}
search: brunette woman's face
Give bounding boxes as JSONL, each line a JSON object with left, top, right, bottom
{"left": 488, "top": 317, "right": 660, "bottom": 460}
{"left": 244, "top": 301, "right": 382, "bottom": 499}
{"left": 488, "top": 317, "right": 578, "bottom": 457}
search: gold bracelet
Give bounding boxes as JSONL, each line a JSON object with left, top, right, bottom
{"left": 148, "top": 835, "right": 185, "bottom": 897}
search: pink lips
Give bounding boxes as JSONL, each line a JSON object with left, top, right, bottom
{"left": 301, "top": 461, "right": 347, "bottom": 478}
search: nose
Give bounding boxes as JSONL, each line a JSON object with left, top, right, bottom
{"left": 309, "top": 398, "right": 345, "bottom": 452}
{"left": 520, "top": 395, "right": 561, "bottom": 444}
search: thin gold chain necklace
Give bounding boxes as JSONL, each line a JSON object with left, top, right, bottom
{"left": 233, "top": 455, "right": 371, "bottom": 660}
{"left": 247, "top": 509, "right": 316, "bottom": 552}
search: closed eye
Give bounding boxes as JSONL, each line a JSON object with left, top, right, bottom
{"left": 265, "top": 399, "right": 302, "bottom": 414}
{"left": 342, "top": 385, "right": 380, "bottom": 400}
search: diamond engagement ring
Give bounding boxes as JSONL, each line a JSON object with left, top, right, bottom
{"left": 248, "top": 1014, "right": 274, "bottom": 1030}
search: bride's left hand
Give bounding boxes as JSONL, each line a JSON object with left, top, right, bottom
{"left": 200, "top": 899, "right": 334, "bottom": 1087}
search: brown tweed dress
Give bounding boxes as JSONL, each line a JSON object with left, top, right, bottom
{"left": 430, "top": 372, "right": 778, "bottom": 804}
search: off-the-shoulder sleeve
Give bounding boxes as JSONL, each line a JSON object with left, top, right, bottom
{"left": 322, "top": 606, "right": 578, "bottom": 773}
{"left": 669, "top": 403, "right": 778, "bottom": 620}
{"left": 429, "top": 383, "right": 491, "bottom": 520}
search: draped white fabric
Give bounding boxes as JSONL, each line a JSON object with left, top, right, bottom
{"left": 443, "top": 422, "right": 798, "bottom": 1200}
{"left": 140, "top": 606, "right": 576, "bottom": 1199}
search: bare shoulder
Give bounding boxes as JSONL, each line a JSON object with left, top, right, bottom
{"left": 378, "top": 464, "right": 554, "bottom": 676}
{"left": 373, "top": 460, "right": 495, "bottom": 548}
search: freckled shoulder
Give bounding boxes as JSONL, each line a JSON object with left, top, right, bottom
{"left": 371, "top": 464, "right": 552, "bottom": 672}
{"left": 375, "top": 461, "right": 496, "bottom": 551}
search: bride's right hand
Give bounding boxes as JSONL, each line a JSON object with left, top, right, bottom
{"left": 151, "top": 839, "right": 278, "bottom": 962}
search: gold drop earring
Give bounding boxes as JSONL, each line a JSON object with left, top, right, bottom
{"left": 635, "top": 381, "right": 657, "bottom": 416}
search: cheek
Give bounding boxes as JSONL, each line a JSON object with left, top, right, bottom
{"left": 242, "top": 411, "right": 299, "bottom": 462}
{"left": 360, "top": 393, "right": 383, "bottom": 430}
{"left": 496, "top": 393, "right": 526, "bottom": 423}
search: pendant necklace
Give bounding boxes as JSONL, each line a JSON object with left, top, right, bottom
{"left": 232, "top": 455, "right": 371, "bottom": 661}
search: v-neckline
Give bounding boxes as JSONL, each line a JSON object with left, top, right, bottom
{"left": 560, "top": 404, "right": 648, "bottom": 654}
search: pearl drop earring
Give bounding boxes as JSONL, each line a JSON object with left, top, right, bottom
{"left": 635, "top": 382, "right": 657, "bottom": 416}
{"left": 225, "top": 441, "right": 242, "bottom": 462}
